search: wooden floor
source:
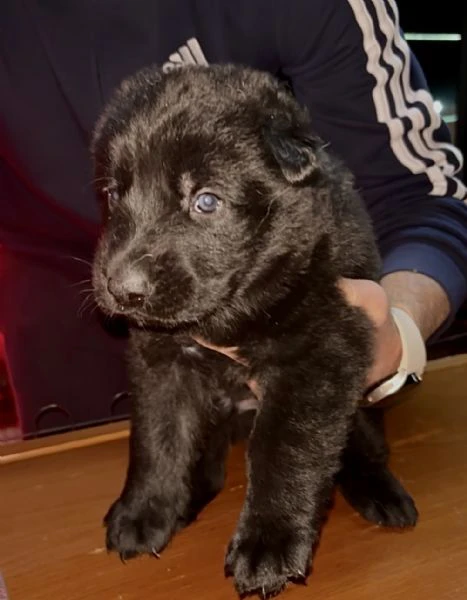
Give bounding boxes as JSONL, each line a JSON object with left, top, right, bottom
{"left": 1, "top": 356, "right": 467, "bottom": 600}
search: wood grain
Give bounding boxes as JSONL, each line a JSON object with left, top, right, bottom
{"left": 1, "top": 358, "right": 466, "bottom": 600}
{"left": 0, "top": 421, "right": 129, "bottom": 465}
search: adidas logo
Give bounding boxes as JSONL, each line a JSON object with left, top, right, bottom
{"left": 162, "top": 37, "right": 208, "bottom": 73}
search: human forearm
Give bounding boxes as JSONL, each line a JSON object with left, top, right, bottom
{"left": 381, "top": 271, "right": 450, "bottom": 342}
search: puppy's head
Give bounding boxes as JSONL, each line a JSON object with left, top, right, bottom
{"left": 92, "top": 65, "right": 334, "bottom": 328}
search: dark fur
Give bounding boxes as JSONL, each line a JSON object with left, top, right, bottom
{"left": 92, "top": 65, "right": 418, "bottom": 597}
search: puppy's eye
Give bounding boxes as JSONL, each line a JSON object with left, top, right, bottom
{"left": 105, "top": 187, "right": 120, "bottom": 205}
{"left": 102, "top": 186, "right": 119, "bottom": 221}
{"left": 193, "top": 193, "right": 221, "bottom": 214}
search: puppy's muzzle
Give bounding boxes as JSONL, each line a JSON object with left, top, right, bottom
{"left": 107, "top": 269, "right": 151, "bottom": 310}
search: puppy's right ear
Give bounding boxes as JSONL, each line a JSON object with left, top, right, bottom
{"left": 262, "top": 116, "right": 322, "bottom": 185}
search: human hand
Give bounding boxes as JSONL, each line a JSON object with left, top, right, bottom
{"left": 339, "top": 278, "right": 402, "bottom": 390}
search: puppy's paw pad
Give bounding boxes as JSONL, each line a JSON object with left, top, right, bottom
{"left": 104, "top": 496, "right": 178, "bottom": 559}
{"left": 225, "top": 524, "right": 311, "bottom": 598}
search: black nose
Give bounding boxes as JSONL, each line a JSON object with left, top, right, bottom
{"left": 107, "top": 273, "right": 149, "bottom": 308}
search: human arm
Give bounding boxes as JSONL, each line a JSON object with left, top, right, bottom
{"left": 342, "top": 272, "right": 450, "bottom": 391}
{"left": 277, "top": 0, "right": 467, "bottom": 391}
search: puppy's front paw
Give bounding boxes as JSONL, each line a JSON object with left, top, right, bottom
{"left": 225, "top": 520, "right": 312, "bottom": 598}
{"left": 104, "top": 495, "right": 178, "bottom": 561}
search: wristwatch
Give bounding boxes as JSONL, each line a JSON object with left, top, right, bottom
{"left": 365, "top": 307, "right": 427, "bottom": 405}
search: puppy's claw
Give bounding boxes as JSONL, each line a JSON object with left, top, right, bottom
{"left": 290, "top": 569, "right": 307, "bottom": 584}
{"left": 151, "top": 548, "right": 161, "bottom": 559}
{"left": 119, "top": 554, "right": 127, "bottom": 565}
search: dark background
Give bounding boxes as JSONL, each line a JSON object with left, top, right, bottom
{"left": 398, "top": 3, "right": 466, "bottom": 157}
{"left": 398, "top": 3, "right": 467, "bottom": 362}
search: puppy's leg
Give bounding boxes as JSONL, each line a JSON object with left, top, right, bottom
{"left": 184, "top": 363, "right": 256, "bottom": 522}
{"left": 225, "top": 355, "right": 364, "bottom": 597}
{"left": 337, "top": 408, "right": 418, "bottom": 528}
{"left": 104, "top": 332, "right": 230, "bottom": 560}
{"left": 184, "top": 417, "right": 233, "bottom": 524}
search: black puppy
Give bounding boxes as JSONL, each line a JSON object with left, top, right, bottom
{"left": 92, "top": 64, "right": 418, "bottom": 597}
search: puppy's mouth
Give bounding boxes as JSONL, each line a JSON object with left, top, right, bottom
{"left": 94, "top": 286, "right": 205, "bottom": 331}
{"left": 94, "top": 291, "right": 144, "bottom": 320}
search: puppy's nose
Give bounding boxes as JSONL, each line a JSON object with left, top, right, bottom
{"left": 107, "top": 271, "right": 150, "bottom": 308}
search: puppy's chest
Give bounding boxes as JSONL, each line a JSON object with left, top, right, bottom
{"left": 204, "top": 297, "right": 350, "bottom": 365}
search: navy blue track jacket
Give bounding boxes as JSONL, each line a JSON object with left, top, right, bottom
{"left": 1, "top": 1, "right": 466, "bottom": 433}
{"left": 1, "top": 0, "right": 466, "bottom": 310}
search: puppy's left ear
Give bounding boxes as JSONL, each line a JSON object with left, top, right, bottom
{"left": 263, "top": 117, "right": 322, "bottom": 185}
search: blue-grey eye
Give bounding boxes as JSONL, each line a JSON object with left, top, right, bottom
{"left": 194, "top": 193, "right": 220, "bottom": 214}
{"left": 106, "top": 187, "right": 119, "bottom": 204}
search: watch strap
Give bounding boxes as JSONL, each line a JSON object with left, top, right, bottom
{"left": 365, "top": 306, "right": 427, "bottom": 405}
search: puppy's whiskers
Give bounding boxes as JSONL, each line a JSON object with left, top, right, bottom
{"left": 77, "top": 291, "right": 98, "bottom": 319}
{"left": 65, "top": 255, "right": 93, "bottom": 269}
{"left": 70, "top": 278, "right": 93, "bottom": 289}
